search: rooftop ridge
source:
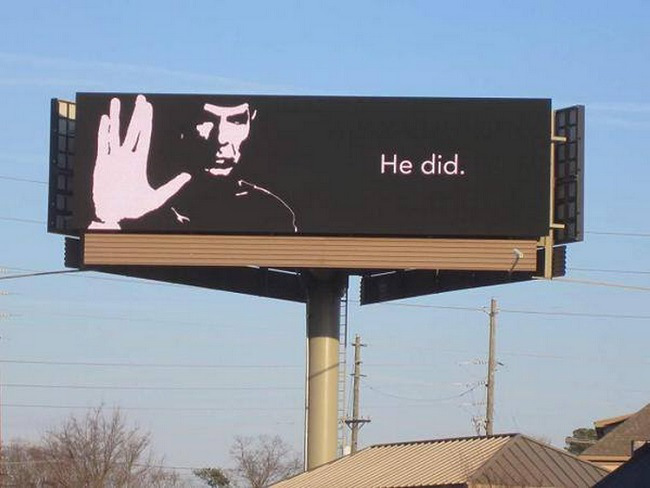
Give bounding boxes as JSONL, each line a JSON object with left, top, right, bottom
{"left": 368, "top": 433, "right": 517, "bottom": 449}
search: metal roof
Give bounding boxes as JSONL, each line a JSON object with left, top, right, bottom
{"left": 273, "top": 434, "right": 608, "bottom": 488}
{"left": 474, "top": 436, "right": 607, "bottom": 488}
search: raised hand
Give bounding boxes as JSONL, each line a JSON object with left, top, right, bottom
{"left": 89, "top": 95, "right": 191, "bottom": 229}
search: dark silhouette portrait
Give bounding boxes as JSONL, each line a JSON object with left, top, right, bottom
{"left": 88, "top": 95, "right": 297, "bottom": 233}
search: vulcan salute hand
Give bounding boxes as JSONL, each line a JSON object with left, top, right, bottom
{"left": 89, "top": 95, "right": 191, "bottom": 229}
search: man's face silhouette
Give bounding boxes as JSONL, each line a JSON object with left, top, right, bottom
{"left": 194, "top": 103, "right": 256, "bottom": 178}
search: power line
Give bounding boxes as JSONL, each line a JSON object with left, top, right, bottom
{"left": 0, "top": 188, "right": 648, "bottom": 239}
{"left": 0, "top": 270, "right": 82, "bottom": 281}
{"left": 0, "top": 175, "right": 47, "bottom": 185}
{"left": 0, "top": 382, "right": 301, "bottom": 391}
{"left": 3, "top": 262, "right": 650, "bottom": 282}
{"left": 5, "top": 263, "right": 650, "bottom": 291}
{"left": 0, "top": 358, "right": 490, "bottom": 370}
{"left": 0, "top": 460, "right": 193, "bottom": 472}
{"left": 569, "top": 267, "right": 650, "bottom": 275}
{"left": 3, "top": 273, "right": 650, "bottom": 325}
{"left": 3, "top": 309, "right": 249, "bottom": 329}
{"left": 1, "top": 265, "right": 182, "bottom": 287}
{"left": 17, "top": 297, "right": 648, "bottom": 328}
{"left": 0, "top": 458, "right": 214, "bottom": 474}
{"left": 0, "top": 403, "right": 302, "bottom": 412}
{"left": 499, "top": 306, "right": 650, "bottom": 320}
{"left": 349, "top": 300, "right": 483, "bottom": 312}
{"left": 0, "top": 402, "right": 466, "bottom": 412}
{"left": 370, "top": 299, "right": 650, "bottom": 319}
{"left": 384, "top": 303, "right": 484, "bottom": 312}
{"left": 586, "top": 230, "right": 650, "bottom": 237}
{"left": 4, "top": 347, "right": 650, "bottom": 370}
{"left": 372, "top": 301, "right": 650, "bottom": 319}
{"left": 0, "top": 401, "right": 489, "bottom": 412}
{"left": 496, "top": 350, "right": 650, "bottom": 364}
{"left": 0, "top": 460, "right": 198, "bottom": 473}
{"left": 12, "top": 172, "right": 650, "bottom": 240}
{"left": 0, "top": 359, "right": 301, "bottom": 369}
{"left": 365, "top": 383, "right": 481, "bottom": 403}
{"left": 550, "top": 277, "right": 650, "bottom": 292}
{"left": 0, "top": 216, "right": 44, "bottom": 225}
{"left": 369, "top": 348, "right": 650, "bottom": 367}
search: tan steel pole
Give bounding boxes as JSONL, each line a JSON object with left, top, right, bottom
{"left": 305, "top": 271, "right": 346, "bottom": 470}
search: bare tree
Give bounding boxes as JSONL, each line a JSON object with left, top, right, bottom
{"left": 228, "top": 435, "right": 301, "bottom": 488}
{"left": 3, "top": 440, "right": 50, "bottom": 487}
{"left": 3, "top": 407, "right": 185, "bottom": 487}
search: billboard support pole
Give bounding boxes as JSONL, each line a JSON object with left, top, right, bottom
{"left": 304, "top": 270, "right": 347, "bottom": 470}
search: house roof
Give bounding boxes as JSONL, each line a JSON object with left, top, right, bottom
{"left": 594, "top": 414, "right": 632, "bottom": 429}
{"left": 582, "top": 403, "right": 650, "bottom": 458}
{"left": 593, "top": 442, "right": 650, "bottom": 487}
{"left": 272, "top": 434, "right": 607, "bottom": 488}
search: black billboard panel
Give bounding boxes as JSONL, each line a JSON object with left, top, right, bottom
{"left": 360, "top": 269, "right": 534, "bottom": 305}
{"left": 96, "top": 265, "right": 306, "bottom": 303}
{"left": 72, "top": 94, "right": 551, "bottom": 238}
{"left": 359, "top": 246, "right": 566, "bottom": 305}
{"left": 64, "top": 237, "right": 305, "bottom": 302}
{"left": 554, "top": 105, "right": 585, "bottom": 244}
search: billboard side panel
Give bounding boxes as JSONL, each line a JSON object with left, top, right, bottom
{"left": 48, "top": 99, "right": 77, "bottom": 235}
{"left": 554, "top": 105, "right": 585, "bottom": 244}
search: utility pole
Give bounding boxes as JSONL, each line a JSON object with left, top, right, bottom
{"left": 345, "top": 335, "right": 370, "bottom": 453}
{"left": 0, "top": 291, "right": 6, "bottom": 480}
{"left": 485, "top": 298, "right": 498, "bottom": 436}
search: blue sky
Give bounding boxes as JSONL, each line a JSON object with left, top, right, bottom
{"left": 2, "top": 0, "right": 650, "bottom": 480}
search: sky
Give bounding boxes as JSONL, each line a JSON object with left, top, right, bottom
{"left": 2, "top": 0, "right": 650, "bottom": 483}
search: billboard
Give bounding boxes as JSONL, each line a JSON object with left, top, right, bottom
{"left": 73, "top": 94, "right": 551, "bottom": 238}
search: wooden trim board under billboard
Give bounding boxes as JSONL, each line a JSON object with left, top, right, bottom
{"left": 83, "top": 234, "right": 538, "bottom": 271}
